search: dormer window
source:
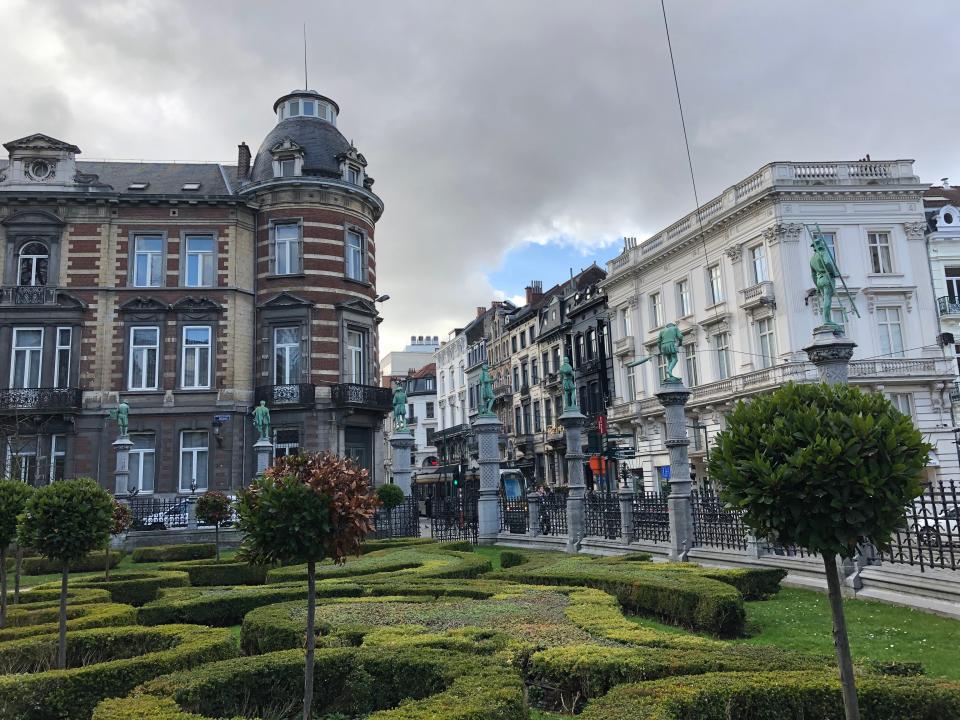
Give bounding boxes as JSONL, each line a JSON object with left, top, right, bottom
{"left": 280, "top": 158, "right": 297, "bottom": 178}
{"left": 347, "top": 166, "right": 361, "bottom": 185}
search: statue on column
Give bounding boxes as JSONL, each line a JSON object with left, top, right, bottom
{"left": 627, "top": 322, "right": 684, "bottom": 384}
{"left": 108, "top": 401, "right": 130, "bottom": 438}
{"left": 559, "top": 356, "right": 578, "bottom": 411}
{"left": 478, "top": 362, "right": 495, "bottom": 416}
{"left": 392, "top": 382, "right": 408, "bottom": 431}
{"left": 252, "top": 401, "right": 271, "bottom": 442}
{"left": 808, "top": 223, "right": 859, "bottom": 329}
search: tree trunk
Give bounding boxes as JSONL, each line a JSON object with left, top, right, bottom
{"left": 0, "top": 546, "right": 7, "bottom": 628}
{"left": 215, "top": 524, "right": 220, "bottom": 562}
{"left": 303, "top": 559, "right": 316, "bottom": 720}
{"left": 822, "top": 553, "right": 860, "bottom": 720}
{"left": 13, "top": 547, "right": 22, "bottom": 605}
{"left": 105, "top": 541, "right": 111, "bottom": 581}
{"left": 58, "top": 565, "right": 69, "bottom": 670}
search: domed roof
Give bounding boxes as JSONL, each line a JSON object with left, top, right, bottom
{"left": 249, "top": 115, "right": 353, "bottom": 184}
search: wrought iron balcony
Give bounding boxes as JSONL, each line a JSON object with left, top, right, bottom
{"left": 0, "top": 286, "right": 58, "bottom": 306}
{"left": 255, "top": 383, "right": 316, "bottom": 408}
{"left": 494, "top": 382, "right": 513, "bottom": 399}
{"left": 0, "top": 387, "right": 82, "bottom": 413}
{"left": 407, "top": 415, "right": 418, "bottom": 425}
{"left": 542, "top": 372, "right": 560, "bottom": 388}
{"left": 938, "top": 296, "right": 960, "bottom": 316}
{"left": 519, "top": 383, "right": 531, "bottom": 397}
{"left": 331, "top": 382, "right": 392, "bottom": 413}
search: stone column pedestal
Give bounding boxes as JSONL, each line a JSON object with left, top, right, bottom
{"left": 187, "top": 497, "right": 198, "bottom": 530}
{"left": 527, "top": 492, "right": 541, "bottom": 537}
{"left": 389, "top": 430, "right": 415, "bottom": 495}
{"left": 113, "top": 436, "right": 134, "bottom": 495}
{"left": 560, "top": 409, "right": 587, "bottom": 553}
{"left": 472, "top": 415, "right": 502, "bottom": 544}
{"left": 804, "top": 325, "right": 857, "bottom": 386}
{"left": 619, "top": 486, "right": 635, "bottom": 544}
{"left": 254, "top": 437, "right": 274, "bottom": 479}
{"left": 656, "top": 381, "right": 694, "bottom": 562}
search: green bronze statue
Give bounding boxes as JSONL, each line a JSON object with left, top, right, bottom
{"left": 559, "top": 356, "right": 578, "bottom": 411}
{"left": 392, "top": 382, "right": 408, "bottom": 431}
{"left": 627, "top": 322, "right": 684, "bottom": 384}
{"left": 478, "top": 362, "right": 495, "bottom": 416}
{"left": 807, "top": 224, "right": 859, "bottom": 329}
{"left": 108, "top": 401, "right": 130, "bottom": 437}
{"left": 252, "top": 400, "right": 271, "bottom": 442}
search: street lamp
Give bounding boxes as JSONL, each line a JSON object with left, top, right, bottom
{"left": 375, "top": 294, "right": 391, "bottom": 303}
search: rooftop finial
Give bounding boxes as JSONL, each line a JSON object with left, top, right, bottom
{"left": 303, "top": 23, "right": 308, "bottom": 90}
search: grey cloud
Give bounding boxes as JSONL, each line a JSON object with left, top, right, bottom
{"left": 0, "top": 0, "right": 957, "bottom": 353}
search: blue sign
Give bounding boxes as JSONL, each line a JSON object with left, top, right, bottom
{"left": 214, "top": 415, "right": 231, "bottom": 422}
{"left": 658, "top": 465, "right": 671, "bottom": 479}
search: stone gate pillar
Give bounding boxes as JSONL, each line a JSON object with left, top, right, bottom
{"left": 473, "top": 415, "right": 502, "bottom": 544}
{"left": 389, "top": 429, "right": 415, "bottom": 495}
{"left": 560, "top": 408, "right": 587, "bottom": 553}
{"left": 656, "top": 381, "right": 694, "bottom": 561}
{"left": 113, "top": 436, "right": 134, "bottom": 495}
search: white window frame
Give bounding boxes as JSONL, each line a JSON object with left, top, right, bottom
{"left": 708, "top": 264, "right": 724, "bottom": 305}
{"left": 273, "top": 327, "right": 301, "bottom": 385}
{"left": 347, "top": 166, "right": 361, "bottom": 185}
{"left": 128, "top": 326, "right": 160, "bottom": 391}
{"left": 179, "top": 430, "right": 209, "bottom": 492}
{"left": 756, "top": 318, "right": 776, "bottom": 369}
{"left": 750, "top": 244, "right": 768, "bottom": 284}
{"left": 5, "top": 436, "right": 38, "bottom": 484}
{"left": 684, "top": 345, "right": 699, "bottom": 387}
{"left": 877, "top": 306, "right": 905, "bottom": 358}
{"left": 54, "top": 327, "right": 71, "bottom": 387}
{"left": 676, "top": 279, "right": 692, "bottom": 317}
{"left": 868, "top": 231, "right": 894, "bottom": 274}
{"left": 889, "top": 392, "right": 914, "bottom": 418}
{"left": 125, "top": 434, "right": 155, "bottom": 494}
{"left": 620, "top": 307, "right": 632, "bottom": 339}
{"left": 649, "top": 292, "right": 663, "bottom": 328}
{"left": 346, "top": 328, "right": 365, "bottom": 384}
{"left": 132, "top": 235, "right": 164, "bottom": 288}
{"left": 624, "top": 363, "right": 637, "bottom": 400}
{"left": 184, "top": 235, "right": 215, "bottom": 288}
{"left": 18, "top": 242, "right": 49, "bottom": 287}
{"left": 181, "top": 325, "right": 212, "bottom": 390}
{"left": 272, "top": 224, "right": 302, "bottom": 276}
{"left": 50, "top": 434, "right": 66, "bottom": 483}
{"left": 274, "top": 428, "right": 300, "bottom": 458}
{"left": 345, "top": 229, "right": 365, "bottom": 281}
{"left": 11, "top": 327, "right": 43, "bottom": 389}
{"left": 714, "top": 332, "right": 731, "bottom": 380}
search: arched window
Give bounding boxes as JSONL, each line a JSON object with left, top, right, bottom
{"left": 18, "top": 242, "right": 48, "bottom": 287}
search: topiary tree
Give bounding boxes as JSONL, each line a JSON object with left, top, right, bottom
{"left": 236, "top": 452, "right": 379, "bottom": 720}
{"left": 709, "top": 383, "right": 931, "bottom": 720}
{"left": 18, "top": 477, "right": 113, "bottom": 669}
{"left": 196, "top": 490, "right": 232, "bottom": 561}
{"left": 0, "top": 479, "right": 33, "bottom": 627}
{"left": 106, "top": 500, "right": 133, "bottom": 580}
{"left": 376, "top": 483, "right": 405, "bottom": 538}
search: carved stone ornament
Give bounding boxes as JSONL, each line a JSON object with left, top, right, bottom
{"left": 724, "top": 244, "right": 743, "bottom": 262}
{"left": 762, "top": 223, "right": 803, "bottom": 244}
{"left": 904, "top": 221, "right": 926, "bottom": 240}
{"left": 806, "top": 345, "right": 856, "bottom": 364}
{"left": 655, "top": 387, "right": 691, "bottom": 407}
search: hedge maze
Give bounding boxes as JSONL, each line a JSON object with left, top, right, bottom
{"left": 0, "top": 542, "right": 956, "bottom": 719}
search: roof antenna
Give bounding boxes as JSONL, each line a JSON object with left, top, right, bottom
{"left": 303, "top": 23, "right": 308, "bottom": 90}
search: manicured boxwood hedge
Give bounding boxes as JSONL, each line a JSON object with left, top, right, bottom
{"left": 131, "top": 544, "right": 216, "bottom": 563}
{"left": 0, "top": 624, "right": 238, "bottom": 720}
{"left": 494, "top": 556, "right": 746, "bottom": 636}
{"left": 266, "top": 548, "right": 491, "bottom": 584}
{"left": 92, "top": 646, "right": 526, "bottom": 720}
{"left": 499, "top": 550, "right": 527, "bottom": 569}
{"left": 38, "top": 570, "right": 191, "bottom": 606}
{"left": 6, "top": 550, "right": 125, "bottom": 575}
{"left": 15, "top": 587, "right": 113, "bottom": 607}
{"left": 155, "top": 559, "right": 267, "bottom": 586}
{"left": 578, "top": 670, "right": 960, "bottom": 719}
{"left": 0, "top": 602, "right": 136, "bottom": 642}
{"left": 359, "top": 537, "right": 438, "bottom": 553}
{"left": 137, "top": 582, "right": 364, "bottom": 627}
{"left": 525, "top": 643, "right": 825, "bottom": 709}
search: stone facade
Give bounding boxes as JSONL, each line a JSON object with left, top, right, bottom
{"left": 0, "top": 89, "right": 390, "bottom": 493}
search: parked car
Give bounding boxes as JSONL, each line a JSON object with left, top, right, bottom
{"left": 914, "top": 503, "right": 959, "bottom": 548}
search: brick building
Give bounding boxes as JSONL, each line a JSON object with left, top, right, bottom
{"left": 0, "top": 88, "right": 390, "bottom": 494}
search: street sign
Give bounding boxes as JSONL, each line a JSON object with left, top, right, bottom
{"left": 659, "top": 465, "right": 671, "bottom": 479}
{"left": 614, "top": 450, "right": 636, "bottom": 460}
{"left": 605, "top": 433, "right": 634, "bottom": 439}
{"left": 214, "top": 414, "right": 231, "bottom": 422}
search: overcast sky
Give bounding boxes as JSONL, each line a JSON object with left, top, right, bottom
{"left": 2, "top": 1, "right": 957, "bottom": 356}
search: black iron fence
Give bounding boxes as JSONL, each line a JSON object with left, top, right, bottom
{"left": 126, "top": 497, "right": 190, "bottom": 530}
{"left": 500, "top": 496, "right": 529, "bottom": 534}
{"left": 882, "top": 480, "right": 959, "bottom": 572}
{"left": 370, "top": 497, "right": 420, "bottom": 540}
{"left": 538, "top": 491, "right": 568, "bottom": 536}
{"left": 585, "top": 492, "right": 621, "bottom": 539}
{"left": 632, "top": 492, "right": 669, "bottom": 542}
{"left": 691, "top": 488, "right": 749, "bottom": 551}
{"left": 430, "top": 488, "right": 479, "bottom": 544}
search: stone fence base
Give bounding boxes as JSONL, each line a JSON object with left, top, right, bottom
{"left": 120, "top": 528, "right": 245, "bottom": 551}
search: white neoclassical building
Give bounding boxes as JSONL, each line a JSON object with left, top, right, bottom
{"left": 603, "top": 159, "right": 957, "bottom": 490}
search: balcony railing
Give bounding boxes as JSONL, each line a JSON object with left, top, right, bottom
{"left": 0, "top": 286, "right": 58, "bottom": 306}
{"left": 542, "top": 372, "right": 560, "bottom": 388}
{"left": 0, "top": 387, "right": 82, "bottom": 413}
{"left": 255, "top": 383, "right": 316, "bottom": 408}
{"left": 614, "top": 336, "right": 634, "bottom": 357}
{"left": 494, "top": 382, "right": 513, "bottom": 399}
{"left": 937, "top": 296, "right": 960, "bottom": 316}
{"left": 331, "top": 383, "right": 392, "bottom": 413}
{"left": 406, "top": 415, "right": 418, "bottom": 426}
{"left": 519, "top": 383, "right": 531, "bottom": 397}
{"left": 739, "top": 280, "right": 775, "bottom": 310}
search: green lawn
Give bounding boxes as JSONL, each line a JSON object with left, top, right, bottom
{"left": 627, "top": 586, "right": 960, "bottom": 679}
{"left": 471, "top": 545, "right": 504, "bottom": 571}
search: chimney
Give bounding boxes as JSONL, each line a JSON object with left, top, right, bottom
{"left": 524, "top": 280, "right": 544, "bottom": 305}
{"left": 476, "top": 306, "right": 485, "bottom": 318}
{"left": 237, "top": 142, "right": 251, "bottom": 180}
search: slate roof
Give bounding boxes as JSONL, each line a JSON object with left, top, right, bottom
{"left": 249, "top": 115, "right": 352, "bottom": 184}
